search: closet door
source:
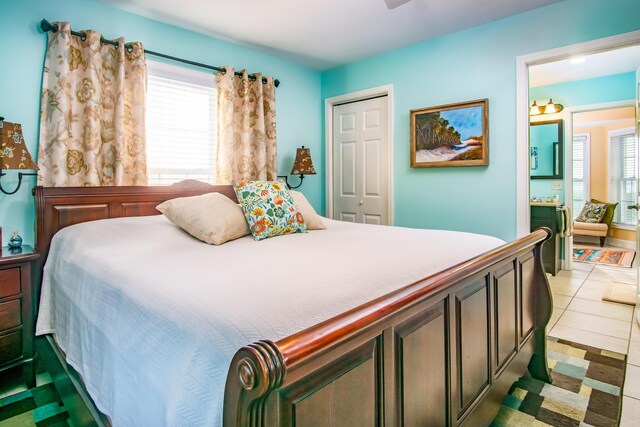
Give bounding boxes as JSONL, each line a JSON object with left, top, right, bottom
{"left": 332, "top": 96, "right": 389, "bottom": 225}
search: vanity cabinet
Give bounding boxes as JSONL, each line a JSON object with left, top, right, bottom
{"left": 530, "top": 205, "right": 561, "bottom": 275}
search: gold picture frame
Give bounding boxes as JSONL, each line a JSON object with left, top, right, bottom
{"left": 410, "top": 98, "right": 489, "bottom": 168}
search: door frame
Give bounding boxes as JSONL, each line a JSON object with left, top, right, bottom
{"left": 516, "top": 30, "right": 640, "bottom": 268}
{"left": 325, "top": 85, "right": 395, "bottom": 224}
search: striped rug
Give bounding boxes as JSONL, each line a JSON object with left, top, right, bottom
{"left": 492, "top": 337, "right": 626, "bottom": 427}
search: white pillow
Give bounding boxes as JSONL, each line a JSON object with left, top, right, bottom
{"left": 156, "top": 193, "right": 250, "bottom": 245}
{"left": 290, "top": 190, "right": 326, "bottom": 230}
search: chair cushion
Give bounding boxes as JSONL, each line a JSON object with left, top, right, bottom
{"left": 591, "top": 199, "right": 618, "bottom": 226}
{"left": 575, "top": 202, "right": 607, "bottom": 223}
{"left": 573, "top": 221, "right": 608, "bottom": 237}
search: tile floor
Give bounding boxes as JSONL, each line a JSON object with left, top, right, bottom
{"left": 547, "top": 253, "right": 640, "bottom": 425}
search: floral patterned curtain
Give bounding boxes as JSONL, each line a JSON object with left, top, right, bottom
{"left": 38, "top": 22, "right": 147, "bottom": 186}
{"left": 216, "top": 67, "right": 277, "bottom": 183}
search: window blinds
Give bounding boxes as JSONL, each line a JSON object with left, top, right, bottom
{"left": 572, "top": 134, "right": 588, "bottom": 218}
{"left": 146, "top": 62, "right": 217, "bottom": 186}
{"left": 608, "top": 130, "right": 637, "bottom": 225}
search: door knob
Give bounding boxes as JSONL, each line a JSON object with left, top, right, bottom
{"left": 359, "top": 200, "right": 364, "bottom": 205}
{"left": 627, "top": 204, "right": 640, "bottom": 210}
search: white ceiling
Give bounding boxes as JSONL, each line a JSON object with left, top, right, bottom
{"left": 530, "top": 45, "right": 640, "bottom": 87}
{"left": 102, "top": 0, "right": 563, "bottom": 70}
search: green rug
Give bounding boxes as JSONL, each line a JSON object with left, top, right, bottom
{"left": 492, "top": 337, "right": 626, "bottom": 427}
{"left": 0, "top": 377, "right": 70, "bottom": 427}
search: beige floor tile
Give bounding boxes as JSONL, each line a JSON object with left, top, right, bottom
{"left": 632, "top": 322, "right": 640, "bottom": 343}
{"left": 548, "top": 275, "right": 587, "bottom": 287}
{"left": 621, "top": 396, "right": 640, "bottom": 426}
{"left": 574, "top": 286, "right": 604, "bottom": 301}
{"left": 625, "top": 364, "right": 640, "bottom": 399}
{"left": 628, "top": 340, "right": 640, "bottom": 366}
{"left": 572, "top": 262, "right": 595, "bottom": 272}
{"left": 556, "top": 311, "right": 631, "bottom": 339}
{"left": 552, "top": 294, "right": 572, "bottom": 310}
{"left": 549, "top": 324, "right": 629, "bottom": 354}
{"left": 550, "top": 281, "right": 582, "bottom": 297}
{"left": 557, "top": 269, "right": 590, "bottom": 279}
{"left": 581, "top": 279, "right": 611, "bottom": 290}
{"left": 566, "top": 297, "right": 634, "bottom": 322}
{"left": 590, "top": 267, "right": 637, "bottom": 285}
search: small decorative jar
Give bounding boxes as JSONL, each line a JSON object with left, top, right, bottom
{"left": 8, "top": 230, "right": 22, "bottom": 248}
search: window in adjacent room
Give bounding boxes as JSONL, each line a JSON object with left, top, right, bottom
{"left": 608, "top": 127, "right": 637, "bottom": 226}
{"left": 572, "top": 133, "right": 590, "bottom": 219}
{"left": 146, "top": 60, "right": 217, "bottom": 185}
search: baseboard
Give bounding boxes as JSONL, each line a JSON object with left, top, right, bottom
{"left": 573, "top": 235, "right": 636, "bottom": 250}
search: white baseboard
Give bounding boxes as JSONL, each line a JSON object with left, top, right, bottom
{"left": 573, "top": 235, "right": 636, "bottom": 250}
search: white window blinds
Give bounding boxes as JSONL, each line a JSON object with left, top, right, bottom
{"left": 572, "top": 134, "right": 589, "bottom": 218}
{"left": 608, "top": 128, "right": 637, "bottom": 225}
{"left": 146, "top": 60, "right": 217, "bottom": 185}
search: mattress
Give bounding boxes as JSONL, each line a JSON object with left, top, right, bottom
{"left": 36, "top": 215, "right": 504, "bottom": 426}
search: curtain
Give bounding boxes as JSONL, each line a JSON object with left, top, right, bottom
{"left": 216, "top": 66, "right": 277, "bottom": 183}
{"left": 38, "top": 22, "right": 147, "bottom": 186}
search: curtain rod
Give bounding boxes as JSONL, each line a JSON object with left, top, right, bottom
{"left": 39, "top": 19, "right": 280, "bottom": 88}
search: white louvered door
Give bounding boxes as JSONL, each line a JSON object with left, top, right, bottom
{"left": 332, "top": 96, "right": 389, "bottom": 225}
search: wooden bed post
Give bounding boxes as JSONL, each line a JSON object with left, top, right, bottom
{"left": 528, "top": 226, "right": 553, "bottom": 384}
{"left": 223, "top": 340, "right": 285, "bottom": 426}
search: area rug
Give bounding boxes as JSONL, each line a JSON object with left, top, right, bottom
{"left": 573, "top": 246, "right": 636, "bottom": 268}
{"left": 492, "top": 337, "right": 626, "bottom": 427}
{"left": 0, "top": 381, "right": 70, "bottom": 426}
{"left": 603, "top": 281, "right": 637, "bottom": 306}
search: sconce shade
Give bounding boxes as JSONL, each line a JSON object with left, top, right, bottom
{"left": 290, "top": 146, "right": 316, "bottom": 175}
{"left": 0, "top": 119, "right": 39, "bottom": 171}
{"left": 529, "top": 101, "right": 541, "bottom": 116}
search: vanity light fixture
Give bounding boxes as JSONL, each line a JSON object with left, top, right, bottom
{"left": 529, "top": 99, "right": 564, "bottom": 116}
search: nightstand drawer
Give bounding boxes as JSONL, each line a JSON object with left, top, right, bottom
{"left": 0, "top": 299, "right": 21, "bottom": 330}
{"left": 0, "top": 331, "right": 22, "bottom": 365}
{"left": 0, "top": 268, "right": 20, "bottom": 298}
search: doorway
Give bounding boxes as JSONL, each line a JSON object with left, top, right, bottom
{"left": 325, "top": 85, "right": 394, "bottom": 225}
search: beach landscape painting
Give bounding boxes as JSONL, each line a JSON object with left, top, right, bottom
{"left": 410, "top": 99, "right": 488, "bottom": 167}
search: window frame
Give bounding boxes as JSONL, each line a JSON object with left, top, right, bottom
{"left": 145, "top": 59, "right": 218, "bottom": 186}
{"left": 607, "top": 126, "right": 637, "bottom": 227}
{"left": 572, "top": 132, "right": 590, "bottom": 219}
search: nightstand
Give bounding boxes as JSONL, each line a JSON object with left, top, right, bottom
{"left": 0, "top": 245, "right": 39, "bottom": 387}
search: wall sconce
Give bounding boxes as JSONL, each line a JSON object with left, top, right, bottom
{"left": 278, "top": 146, "right": 316, "bottom": 189}
{"left": 530, "top": 99, "right": 564, "bottom": 116}
{"left": 0, "top": 117, "right": 39, "bottom": 195}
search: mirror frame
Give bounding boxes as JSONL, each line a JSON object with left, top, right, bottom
{"left": 530, "top": 119, "right": 563, "bottom": 180}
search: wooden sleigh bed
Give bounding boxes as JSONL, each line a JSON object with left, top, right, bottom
{"left": 33, "top": 180, "right": 553, "bottom": 427}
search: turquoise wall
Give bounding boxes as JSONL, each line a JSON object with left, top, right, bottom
{"left": 321, "top": 0, "right": 640, "bottom": 241}
{"left": 529, "top": 71, "right": 636, "bottom": 203}
{"left": 0, "top": 0, "right": 322, "bottom": 246}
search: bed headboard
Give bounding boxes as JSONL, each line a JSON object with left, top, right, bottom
{"left": 33, "top": 180, "right": 237, "bottom": 287}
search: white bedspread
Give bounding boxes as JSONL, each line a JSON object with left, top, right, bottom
{"left": 36, "top": 215, "right": 503, "bottom": 426}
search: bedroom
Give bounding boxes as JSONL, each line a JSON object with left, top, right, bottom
{"left": 0, "top": 0, "right": 639, "bottom": 425}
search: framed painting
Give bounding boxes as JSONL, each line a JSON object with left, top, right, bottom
{"left": 410, "top": 99, "right": 489, "bottom": 167}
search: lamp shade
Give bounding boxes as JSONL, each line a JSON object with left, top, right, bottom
{"left": 0, "top": 119, "right": 38, "bottom": 171}
{"left": 290, "top": 146, "right": 316, "bottom": 175}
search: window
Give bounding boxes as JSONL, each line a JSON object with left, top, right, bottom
{"left": 608, "top": 127, "right": 637, "bottom": 225}
{"left": 146, "top": 60, "right": 217, "bottom": 185}
{"left": 572, "top": 133, "right": 590, "bottom": 218}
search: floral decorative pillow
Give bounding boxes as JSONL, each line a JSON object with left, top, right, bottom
{"left": 576, "top": 202, "right": 607, "bottom": 223}
{"left": 232, "top": 180, "right": 306, "bottom": 240}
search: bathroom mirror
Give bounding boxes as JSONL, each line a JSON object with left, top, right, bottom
{"left": 530, "top": 119, "right": 563, "bottom": 179}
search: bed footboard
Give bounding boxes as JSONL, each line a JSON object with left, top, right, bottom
{"left": 224, "top": 228, "right": 552, "bottom": 426}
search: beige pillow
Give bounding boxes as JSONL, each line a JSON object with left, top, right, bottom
{"left": 290, "top": 190, "right": 326, "bottom": 230}
{"left": 156, "top": 193, "right": 250, "bottom": 245}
